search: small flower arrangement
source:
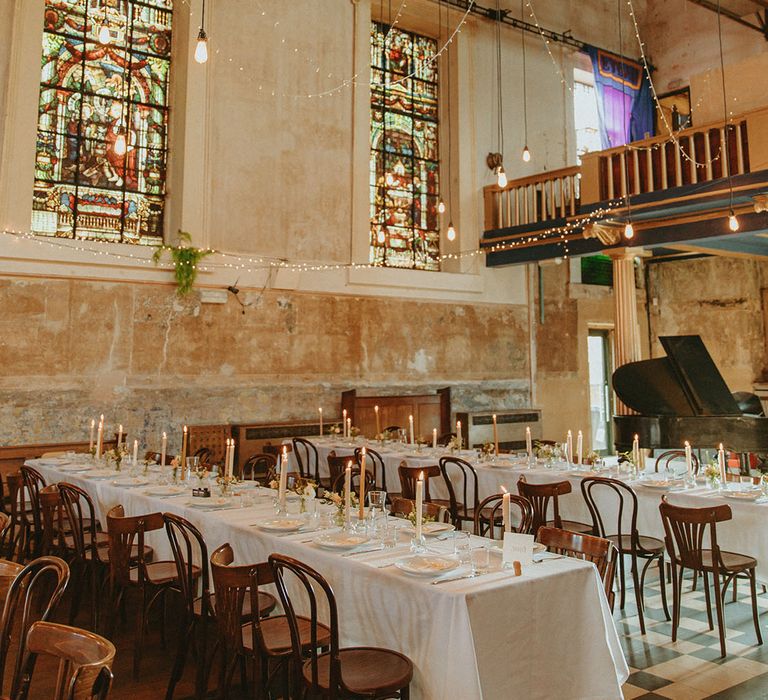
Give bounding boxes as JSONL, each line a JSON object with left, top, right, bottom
{"left": 585, "top": 450, "right": 601, "bottom": 465}
{"left": 447, "top": 436, "right": 460, "bottom": 452}
{"left": 535, "top": 441, "right": 562, "bottom": 461}
{"left": 405, "top": 508, "right": 435, "bottom": 528}
{"left": 703, "top": 462, "right": 721, "bottom": 487}
{"left": 481, "top": 441, "right": 494, "bottom": 456}
{"left": 322, "top": 489, "right": 358, "bottom": 525}
{"left": 328, "top": 424, "right": 342, "bottom": 437}
{"left": 375, "top": 429, "right": 395, "bottom": 442}
{"left": 104, "top": 444, "right": 129, "bottom": 471}
{"left": 349, "top": 426, "right": 361, "bottom": 438}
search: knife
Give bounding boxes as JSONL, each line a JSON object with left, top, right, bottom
{"left": 432, "top": 571, "right": 482, "bottom": 585}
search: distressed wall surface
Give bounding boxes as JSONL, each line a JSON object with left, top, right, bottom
{"left": 0, "top": 276, "right": 530, "bottom": 449}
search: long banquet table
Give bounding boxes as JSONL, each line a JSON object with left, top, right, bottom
{"left": 298, "top": 438, "right": 768, "bottom": 581}
{"left": 28, "top": 455, "right": 628, "bottom": 700}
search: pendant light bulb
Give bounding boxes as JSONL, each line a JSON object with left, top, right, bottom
{"left": 728, "top": 211, "right": 739, "bottom": 232}
{"left": 522, "top": 146, "right": 531, "bottom": 163}
{"left": 447, "top": 222, "right": 456, "bottom": 241}
{"left": 496, "top": 166, "right": 507, "bottom": 188}
{"left": 195, "top": 28, "right": 209, "bottom": 64}
{"left": 437, "top": 199, "right": 446, "bottom": 214}
{"left": 624, "top": 222, "right": 634, "bottom": 240}
{"left": 98, "top": 21, "right": 111, "bottom": 45}
{"left": 113, "top": 133, "right": 127, "bottom": 156}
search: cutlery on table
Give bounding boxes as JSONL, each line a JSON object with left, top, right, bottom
{"left": 342, "top": 546, "right": 385, "bottom": 557}
{"left": 431, "top": 571, "right": 495, "bottom": 585}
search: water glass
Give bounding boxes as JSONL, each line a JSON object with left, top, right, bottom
{"left": 186, "top": 456, "right": 200, "bottom": 472}
{"left": 239, "top": 491, "right": 253, "bottom": 508}
{"left": 470, "top": 545, "right": 491, "bottom": 575}
{"left": 452, "top": 531, "right": 472, "bottom": 564}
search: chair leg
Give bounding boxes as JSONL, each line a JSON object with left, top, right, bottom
{"left": 134, "top": 587, "right": 148, "bottom": 680}
{"left": 655, "top": 556, "right": 671, "bottom": 621}
{"left": 712, "top": 570, "right": 727, "bottom": 658}
{"left": 732, "top": 576, "right": 738, "bottom": 603}
{"left": 68, "top": 559, "right": 85, "bottom": 626}
{"left": 618, "top": 551, "right": 627, "bottom": 610}
{"left": 401, "top": 684, "right": 410, "bottom": 699}
{"left": 630, "top": 556, "right": 646, "bottom": 635}
{"left": 749, "top": 571, "right": 763, "bottom": 646}
{"left": 691, "top": 569, "right": 698, "bottom": 592}
{"left": 165, "top": 618, "right": 194, "bottom": 700}
{"left": 670, "top": 563, "right": 680, "bottom": 643}
{"left": 703, "top": 571, "right": 714, "bottom": 631}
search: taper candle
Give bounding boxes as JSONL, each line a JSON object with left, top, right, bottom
{"left": 89, "top": 419, "right": 95, "bottom": 451}
{"left": 409, "top": 415, "right": 414, "bottom": 445}
{"left": 415, "top": 472, "right": 424, "bottom": 541}
{"left": 318, "top": 407, "right": 323, "bottom": 437}
{"left": 576, "top": 430, "right": 583, "bottom": 465}
{"left": 432, "top": 428, "right": 437, "bottom": 449}
{"left": 374, "top": 405, "right": 381, "bottom": 435}
{"left": 344, "top": 461, "right": 352, "bottom": 527}
{"left": 492, "top": 414, "right": 499, "bottom": 455}
{"left": 358, "top": 447, "right": 367, "bottom": 520}
{"left": 160, "top": 431, "right": 167, "bottom": 467}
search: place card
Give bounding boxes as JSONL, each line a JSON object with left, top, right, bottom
{"left": 192, "top": 487, "right": 211, "bottom": 498}
{"left": 503, "top": 532, "right": 534, "bottom": 568}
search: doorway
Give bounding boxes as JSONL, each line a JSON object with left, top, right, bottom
{"left": 587, "top": 329, "right": 614, "bottom": 454}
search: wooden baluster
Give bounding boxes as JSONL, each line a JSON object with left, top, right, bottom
{"left": 689, "top": 135, "right": 697, "bottom": 183}
{"left": 523, "top": 186, "right": 529, "bottom": 226}
{"left": 547, "top": 179, "right": 554, "bottom": 220}
{"left": 661, "top": 144, "right": 668, "bottom": 190}
{"left": 607, "top": 158, "right": 615, "bottom": 200}
{"left": 514, "top": 187, "right": 520, "bottom": 227}
{"left": 720, "top": 127, "right": 728, "bottom": 177}
{"left": 675, "top": 142, "right": 683, "bottom": 186}
{"left": 532, "top": 184, "right": 538, "bottom": 222}
{"left": 736, "top": 122, "right": 745, "bottom": 174}
{"left": 504, "top": 188, "right": 512, "bottom": 228}
{"left": 645, "top": 148, "right": 653, "bottom": 193}
{"left": 619, "top": 152, "right": 628, "bottom": 198}
{"left": 632, "top": 150, "right": 641, "bottom": 194}
{"left": 559, "top": 178, "right": 566, "bottom": 218}
{"left": 704, "top": 131, "right": 713, "bottom": 181}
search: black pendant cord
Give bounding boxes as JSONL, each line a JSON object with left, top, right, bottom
{"left": 446, "top": 0, "right": 453, "bottom": 225}
{"left": 520, "top": 0, "right": 527, "bottom": 150}
{"left": 201, "top": 0, "right": 206, "bottom": 31}
{"left": 618, "top": 0, "right": 632, "bottom": 228}
{"left": 495, "top": 0, "right": 504, "bottom": 159}
{"left": 716, "top": 0, "right": 735, "bottom": 215}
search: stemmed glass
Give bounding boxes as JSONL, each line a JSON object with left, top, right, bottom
{"left": 368, "top": 491, "right": 387, "bottom": 539}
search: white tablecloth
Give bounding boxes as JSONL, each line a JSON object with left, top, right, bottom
{"left": 29, "top": 456, "right": 628, "bottom": 700}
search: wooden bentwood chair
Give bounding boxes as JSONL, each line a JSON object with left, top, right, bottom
{"left": 580, "top": 476, "right": 669, "bottom": 634}
{"left": 516, "top": 476, "right": 592, "bottom": 537}
{"left": 473, "top": 493, "right": 534, "bottom": 538}
{"left": 389, "top": 497, "right": 450, "bottom": 524}
{"left": 269, "top": 553, "right": 413, "bottom": 699}
{"left": 659, "top": 496, "right": 762, "bottom": 657}
{"left": 654, "top": 450, "right": 700, "bottom": 474}
{"left": 438, "top": 457, "right": 498, "bottom": 531}
{"left": 210, "top": 543, "right": 331, "bottom": 699}
{"left": 292, "top": 438, "right": 323, "bottom": 485}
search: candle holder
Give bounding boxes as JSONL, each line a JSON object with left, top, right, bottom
{"left": 410, "top": 534, "right": 426, "bottom": 553}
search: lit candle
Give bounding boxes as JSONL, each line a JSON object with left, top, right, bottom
{"left": 180, "top": 425, "right": 188, "bottom": 471}
{"left": 409, "top": 415, "right": 414, "bottom": 445}
{"left": 117, "top": 424, "right": 123, "bottom": 449}
{"left": 577, "top": 430, "right": 583, "bottom": 465}
{"left": 684, "top": 441, "right": 692, "bottom": 476}
{"left": 718, "top": 443, "right": 726, "bottom": 483}
{"left": 279, "top": 446, "right": 289, "bottom": 509}
{"left": 526, "top": 426, "right": 533, "bottom": 460}
{"left": 89, "top": 419, "right": 95, "bottom": 451}
{"left": 342, "top": 409, "right": 348, "bottom": 437}
{"left": 346, "top": 417, "right": 352, "bottom": 438}
{"left": 501, "top": 486, "right": 510, "bottom": 532}
{"left": 319, "top": 407, "right": 323, "bottom": 437}
{"left": 344, "top": 461, "right": 352, "bottom": 527}
{"left": 132, "top": 439, "right": 138, "bottom": 468}
{"left": 161, "top": 431, "right": 167, "bottom": 467}
{"left": 96, "top": 416, "right": 104, "bottom": 459}
{"left": 632, "top": 434, "right": 640, "bottom": 468}
{"left": 229, "top": 439, "right": 236, "bottom": 479}
{"left": 566, "top": 430, "right": 573, "bottom": 464}
{"left": 492, "top": 414, "right": 499, "bottom": 455}
{"left": 416, "top": 471, "right": 424, "bottom": 541}
{"left": 456, "top": 420, "right": 462, "bottom": 450}
{"left": 359, "top": 447, "right": 367, "bottom": 520}
{"left": 432, "top": 428, "right": 438, "bottom": 449}
{"left": 375, "top": 405, "right": 381, "bottom": 435}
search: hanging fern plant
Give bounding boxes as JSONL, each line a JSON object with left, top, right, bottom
{"left": 152, "top": 231, "right": 213, "bottom": 295}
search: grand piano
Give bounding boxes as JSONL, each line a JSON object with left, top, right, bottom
{"left": 612, "top": 335, "right": 768, "bottom": 453}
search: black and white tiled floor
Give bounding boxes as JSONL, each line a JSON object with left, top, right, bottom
{"left": 618, "top": 570, "right": 768, "bottom": 699}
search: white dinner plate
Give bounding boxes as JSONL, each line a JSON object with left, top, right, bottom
{"left": 567, "top": 470, "right": 604, "bottom": 478}
{"left": 253, "top": 518, "right": 305, "bottom": 533}
{"left": 395, "top": 555, "right": 460, "bottom": 577}
{"left": 186, "top": 498, "right": 231, "bottom": 509}
{"left": 56, "top": 464, "right": 93, "bottom": 473}
{"left": 145, "top": 485, "right": 186, "bottom": 497}
{"left": 112, "top": 478, "right": 149, "bottom": 488}
{"left": 400, "top": 522, "right": 456, "bottom": 537}
{"left": 84, "top": 469, "right": 114, "bottom": 480}
{"left": 637, "top": 479, "right": 684, "bottom": 490}
{"left": 314, "top": 533, "right": 370, "bottom": 550}
{"left": 722, "top": 490, "right": 762, "bottom": 502}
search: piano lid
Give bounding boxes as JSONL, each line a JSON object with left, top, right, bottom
{"left": 613, "top": 335, "right": 742, "bottom": 417}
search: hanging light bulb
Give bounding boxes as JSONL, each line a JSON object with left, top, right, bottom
{"left": 522, "top": 146, "right": 531, "bottom": 163}
{"left": 385, "top": 172, "right": 395, "bottom": 187}
{"left": 728, "top": 211, "right": 739, "bottom": 231}
{"left": 98, "top": 21, "right": 111, "bottom": 45}
{"left": 113, "top": 132, "right": 127, "bottom": 156}
{"left": 496, "top": 166, "right": 507, "bottom": 188}
{"left": 195, "top": 28, "right": 209, "bottom": 64}
{"left": 437, "top": 199, "right": 446, "bottom": 214}
{"left": 624, "top": 222, "right": 634, "bottom": 240}
{"left": 447, "top": 222, "right": 456, "bottom": 241}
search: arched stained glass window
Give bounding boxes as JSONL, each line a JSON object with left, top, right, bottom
{"left": 33, "top": 0, "right": 173, "bottom": 244}
{"left": 370, "top": 22, "right": 440, "bottom": 271}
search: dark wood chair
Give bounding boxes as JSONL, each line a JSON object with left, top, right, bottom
{"left": 0, "top": 556, "right": 70, "bottom": 699}
{"left": 19, "top": 465, "right": 47, "bottom": 560}
{"left": 14, "top": 620, "right": 115, "bottom": 700}
{"left": 292, "top": 438, "right": 322, "bottom": 485}
{"left": 581, "top": 476, "right": 669, "bottom": 634}
{"left": 438, "top": 457, "right": 494, "bottom": 531}
{"left": 654, "top": 450, "right": 700, "bottom": 474}
{"left": 326, "top": 452, "right": 354, "bottom": 491}
{"left": 269, "top": 553, "right": 413, "bottom": 699}
{"left": 106, "top": 505, "right": 182, "bottom": 679}
{"left": 397, "top": 464, "right": 443, "bottom": 502}
{"left": 383, "top": 425, "right": 403, "bottom": 433}
{"left": 354, "top": 447, "right": 395, "bottom": 497}
{"left": 210, "top": 543, "right": 330, "bottom": 699}
{"left": 194, "top": 447, "right": 213, "bottom": 466}
{"left": 473, "top": 494, "right": 534, "bottom": 538}
{"left": 536, "top": 526, "right": 618, "bottom": 610}
{"left": 516, "top": 477, "right": 592, "bottom": 537}
{"left": 436, "top": 432, "right": 456, "bottom": 447}
{"left": 390, "top": 497, "right": 449, "bottom": 523}
{"left": 242, "top": 453, "right": 277, "bottom": 482}
{"left": 2, "top": 474, "right": 27, "bottom": 562}
{"left": 659, "top": 496, "right": 762, "bottom": 657}
{"left": 330, "top": 467, "right": 375, "bottom": 495}
{"left": 145, "top": 451, "right": 174, "bottom": 466}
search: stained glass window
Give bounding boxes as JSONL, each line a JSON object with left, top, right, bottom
{"left": 32, "top": 0, "right": 172, "bottom": 244}
{"left": 370, "top": 22, "right": 440, "bottom": 270}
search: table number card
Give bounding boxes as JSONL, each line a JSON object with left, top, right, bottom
{"left": 503, "top": 532, "right": 535, "bottom": 567}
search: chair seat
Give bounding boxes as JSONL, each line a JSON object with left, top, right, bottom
{"left": 699, "top": 549, "right": 757, "bottom": 573}
{"left": 129, "top": 560, "right": 190, "bottom": 586}
{"left": 65, "top": 531, "right": 109, "bottom": 550}
{"left": 547, "top": 519, "right": 593, "bottom": 535}
{"left": 86, "top": 542, "right": 153, "bottom": 564}
{"left": 607, "top": 533, "right": 665, "bottom": 555}
{"left": 303, "top": 647, "right": 413, "bottom": 696}
{"left": 193, "top": 591, "right": 277, "bottom": 619}
{"left": 243, "top": 615, "right": 331, "bottom": 656}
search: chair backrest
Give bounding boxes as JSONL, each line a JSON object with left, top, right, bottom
{"left": 516, "top": 477, "right": 571, "bottom": 535}
{"left": 0, "top": 556, "right": 70, "bottom": 698}
{"left": 292, "top": 438, "right": 320, "bottom": 482}
{"left": 16, "top": 621, "right": 115, "bottom": 700}
{"left": 436, "top": 432, "right": 456, "bottom": 447}
{"left": 241, "top": 453, "right": 277, "bottom": 482}
{"left": 354, "top": 448, "right": 387, "bottom": 492}
{"left": 106, "top": 505, "right": 163, "bottom": 587}
{"left": 164, "top": 513, "right": 209, "bottom": 618}
{"left": 144, "top": 451, "right": 173, "bottom": 466}
{"left": 209, "top": 544, "right": 272, "bottom": 657}
{"left": 330, "top": 467, "right": 374, "bottom": 495}
{"left": 268, "top": 554, "right": 341, "bottom": 695}
{"left": 439, "top": 457, "right": 480, "bottom": 525}
{"left": 20, "top": 466, "right": 47, "bottom": 557}
{"left": 263, "top": 443, "right": 291, "bottom": 457}
{"left": 194, "top": 447, "right": 212, "bottom": 466}
{"left": 658, "top": 496, "right": 731, "bottom": 573}
{"left": 57, "top": 484, "right": 100, "bottom": 564}
{"left": 383, "top": 425, "right": 402, "bottom": 433}
{"left": 474, "top": 494, "right": 534, "bottom": 538}
{"left": 3, "top": 474, "right": 25, "bottom": 561}
{"left": 0, "top": 515, "right": 11, "bottom": 563}
{"left": 398, "top": 464, "right": 441, "bottom": 500}
{"left": 39, "top": 485, "right": 65, "bottom": 557}
{"left": 580, "top": 476, "right": 640, "bottom": 549}
{"left": 390, "top": 497, "right": 449, "bottom": 523}
{"left": 536, "top": 526, "right": 617, "bottom": 606}
{"left": 326, "top": 452, "right": 353, "bottom": 490}
{"left": 0, "top": 559, "right": 24, "bottom": 611}
{"left": 654, "top": 450, "right": 700, "bottom": 474}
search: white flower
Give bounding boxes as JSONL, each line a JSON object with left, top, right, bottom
{"left": 303, "top": 484, "right": 316, "bottom": 499}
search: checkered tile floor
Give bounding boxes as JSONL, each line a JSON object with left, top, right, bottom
{"left": 618, "top": 567, "right": 768, "bottom": 699}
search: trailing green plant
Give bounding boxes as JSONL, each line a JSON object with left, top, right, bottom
{"left": 152, "top": 231, "right": 213, "bottom": 295}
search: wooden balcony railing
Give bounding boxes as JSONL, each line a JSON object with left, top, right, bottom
{"left": 483, "top": 165, "right": 581, "bottom": 231}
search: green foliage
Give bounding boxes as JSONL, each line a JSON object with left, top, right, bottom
{"left": 152, "top": 231, "right": 213, "bottom": 295}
